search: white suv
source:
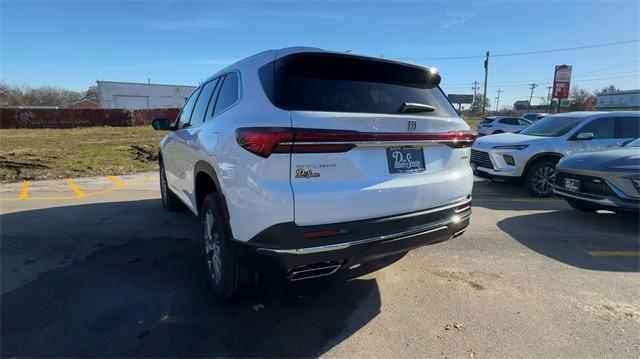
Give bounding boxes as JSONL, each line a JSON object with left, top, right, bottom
{"left": 471, "top": 111, "right": 640, "bottom": 197}
{"left": 152, "top": 47, "right": 476, "bottom": 298}
{"left": 476, "top": 116, "right": 532, "bottom": 136}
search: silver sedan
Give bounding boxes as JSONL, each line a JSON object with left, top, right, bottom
{"left": 553, "top": 138, "right": 640, "bottom": 212}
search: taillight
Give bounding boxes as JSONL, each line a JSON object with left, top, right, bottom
{"left": 443, "top": 131, "right": 478, "bottom": 148}
{"left": 235, "top": 127, "right": 293, "bottom": 158}
{"left": 236, "top": 128, "right": 477, "bottom": 157}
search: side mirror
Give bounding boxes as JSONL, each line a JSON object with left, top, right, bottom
{"left": 152, "top": 118, "right": 171, "bottom": 131}
{"left": 575, "top": 132, "right": 594, "bottom": 140}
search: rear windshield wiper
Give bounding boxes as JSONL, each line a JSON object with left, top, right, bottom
{"left": 398, "top": 102, "right": 437, "bottom": 113}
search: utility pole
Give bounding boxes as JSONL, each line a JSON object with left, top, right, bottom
{"left": 546, "top": 86, "right": 552, "bottom": 113}
{"left": 482, "top": 52, "right": 489, "bottom": 117}
{"left": 527, "top": 83, "right": 537, "bottom": 112}
{"left": 471, "top": 81, "right": 479, "bottom": 113}
{"left": 495, "top": 89, "right": 503, "bottom": 113}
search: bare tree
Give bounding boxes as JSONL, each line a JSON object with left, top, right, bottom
{"left": 83, "top": 86, "right": 99, "bottom": 103}
{"left": 0, "top": 82, "right": 83, "bottom": 107}
{"left": 0, "top": 82, "right": 24, "bottom": 106}
{"left": 570, "top": 86, "right": 595, "bottom": 111}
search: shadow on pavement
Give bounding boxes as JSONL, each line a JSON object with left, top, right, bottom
{"left": 1, "top": 200, "right": 382, "bottom": 357}
{"left": 497, "top": 209, "right": 640, "bottom": 272}
{"left": 472, "top": 178, "right": 567, "bottom": 211}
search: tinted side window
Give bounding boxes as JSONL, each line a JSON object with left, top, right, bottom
{"left": 176, "top": 88, "right": 201, "bottom": 129}
{"left": 205, "top": 77, "right": 223, "bottom": 119}
{"left": 498, "top": 119, "right": 510, "bottom": 124}
{"left": 518, "top": 119, "right": 530, "bottom": 126}
{"left": 579, "top": 117, "right": 615, "bottom": 139}
{"left": 213, "top": 72, "right": 239, "bottom": 116}
{"left": 190, "top": 79, "right": 219, "bottom": 126}
{"left": 615, "top": 116, "right": 640, "bottom": 138}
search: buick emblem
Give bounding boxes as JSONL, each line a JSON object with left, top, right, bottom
{"left": 407, "top": 120, "right": 417, "bottom": 131}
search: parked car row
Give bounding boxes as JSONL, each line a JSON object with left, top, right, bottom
{"left": 471, "top": 111, "right": 640, "bottom": 212}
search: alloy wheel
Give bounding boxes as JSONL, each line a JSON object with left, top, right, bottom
{"left": 532, "top": 166, "right": 555, "bottom": 196}
{"left": 203, "top": 209, "right": 222, "bottom": 284}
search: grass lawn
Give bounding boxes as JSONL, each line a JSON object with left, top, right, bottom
{"left": 0, "top": 126, "right": 165, "bottom": 183}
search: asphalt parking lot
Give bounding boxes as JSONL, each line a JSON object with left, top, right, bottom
{"left": 1, "top": 173, "right": 638, "bottom": 358}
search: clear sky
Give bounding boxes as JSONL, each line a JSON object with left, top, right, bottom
{"left": 2, "top": 0, "right": 639, "bottom": 107}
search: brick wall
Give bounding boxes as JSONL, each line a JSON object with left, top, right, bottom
{"left": 0, "top": 108, "right": 180, "bottom": 128}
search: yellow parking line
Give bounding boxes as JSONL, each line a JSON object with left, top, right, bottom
{"left": 66, "top": 178, "right": 86, "bottom": 198}
{"left": 588, "top": 251, "right": 640, "bottom": 257}
{"left": 18, "top": 181, "right": 30, "bottom": 200}
{"left": 0, "top": 175, "right": 156, "bottom": 201}
{"left": 106, "top": 176, "right": 126, "bottom": 188}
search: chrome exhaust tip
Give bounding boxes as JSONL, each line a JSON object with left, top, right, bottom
{"left": 286, "top": 262, "right": 342, "bottom": 281}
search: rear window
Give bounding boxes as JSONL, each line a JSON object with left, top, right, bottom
{"left": 480, "top": 117, "right": 495, "bottom": 123}
{"left": 266, "top": 53, "right": 457, "bottom": 118}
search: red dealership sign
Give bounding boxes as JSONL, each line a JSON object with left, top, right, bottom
{"left": 552, "top": 65, "right": 572, "bottom": 99}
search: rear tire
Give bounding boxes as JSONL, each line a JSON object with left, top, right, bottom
{"left": 567, "top": 199, "right": 600, "bottom": 212}
{"left": 201, "top": 194, "right": 257, "bottom": 299}
{"left": 525, "top": 160, "right": 556, "bottom": 197}
{"left": 160, "top": 161, "right": 183, "bottom": 212}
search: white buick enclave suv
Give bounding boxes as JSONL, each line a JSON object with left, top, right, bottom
{"left": 152, "top": 47, "right": 476, "bottom": 298}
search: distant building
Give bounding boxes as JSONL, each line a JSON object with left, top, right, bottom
{"left": 97, "top": 81, "right": 196, "bottom": 110}
{"left": 595, "top": 89, "right": 640, "bottom": 111}
{"left": 68, "top": 99, "right": 99, "bottom": 109}
{"left": 513, "top": 100, "right": 529, "bottom": 111}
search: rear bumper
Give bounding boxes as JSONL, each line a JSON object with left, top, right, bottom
{"left": 237, "top": 196, "right": 472, "bottom": 279}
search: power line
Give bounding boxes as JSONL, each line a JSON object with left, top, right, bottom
{"left": 492, "top": 40, "right": 640, "bottom": 58}
{"left": 443, "top": 70, "right": 640, "bottom": 89}
{"left": 573, "top": 60, "right": 640, "bottom": 76}
{"left": 400, "top": 39, "right": 639, "bottom": 61}
{"left": 443, "top": 59, "right": 640, "bottom": 87}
